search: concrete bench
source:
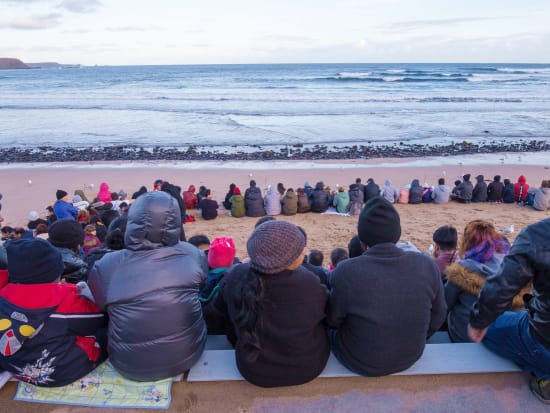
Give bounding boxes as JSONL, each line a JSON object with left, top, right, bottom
{"left": 187, "top": 335, "right": 522, "bottom": 382}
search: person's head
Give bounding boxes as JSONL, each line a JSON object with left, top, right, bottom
{"left": 460, "top": 220, "right": 510, "bottom": 263}
{"left": 247, "top": 220, "right": 307, "bottom": 274}
{"left": 308, "top": 249, "right": 324, "bottom": 267}
{"left": 46, "top": 205, "right": 55, "bottom": 215}
{"left": 249, "top": 180, "right": 256, "bottom": 187}
{"left": 204, "top": 189, "right": 212, "bottom": 199}
{"left": 542, "top": 180, "right": 550, "bottom": 189}
{"left": 77, "top": 209, "right": 90, "bottom": 223}
{"left": 338, "top": 186, "right": 345, "bottom": 193}
{"left": 34, "top": 223, "right": 49, "bottom": 237}
{"left": 504, "top": 178, "right": 511, "bottom": 186}
{"left": 208, "top": 237, "right": 236, "bottom": 269}
{"left": 85, "top": 224, "right": 97, "bottom": 236}
{"left": 255, "top": 215, "right": 276, "bottom": 228}
{"left": 286, "top": 188, "right": 294, "bottom": 193}
{"left": 438, "top": 178, "right": 445, "bottom": 185}
{"left": 347, "top": 235, "right": 365, "bottom": 258}
{"left": 330, "top": 247, "right": 349, "bottom": 268}
{"left": 55, "top": 189, "right": 69, "bottom": 201}
{"left": 118, "top": 189, "right": 127, "bottom": 201}
{"left": 277, "top": 182, "right": 285, "bottom": 193}
{"left": 233, "top": 187, "right": 241, "bottom": 195}
{"left": 153, "top": 179, "right": 164, "bottom": 191}
{"left": 110, "top": 192, "right": 120, "bottom": 201}
{"left": 13, "top": 227, "right": 26, "bottom": 240}
{"left": 463, "top": 174, "right": 471, "bottom": 182}
{"left": 454, "top": 179, "right": 461, "bottom": 187}
{"left": 355, "top": 178, "right": 362, "bottom": 184}
{"left": 476, "top": 175, "right": 484, "bottom": 183}
{"left": 48, "top": 219, "right": 85, "bottom": 251}
{"left": 357, "top": 197, "right": 401, "bottom": 248}
{"left": 188, "top": 234, "right": 211, "bottom": 253}
{"left": 7, "top": 238, "right": 64, "bottom": 284}
{"left": 432, "top": 225, "right": 458, "bottom": 252}
{"left": 125, "top": 191, "right": 181, "bottom": 248}
{"left": 493, "top": 175, "right": 501, "bottom": 182}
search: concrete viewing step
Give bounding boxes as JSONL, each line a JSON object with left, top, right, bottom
{"left": 187, "top": 342, "right": 522, "bottom": 382}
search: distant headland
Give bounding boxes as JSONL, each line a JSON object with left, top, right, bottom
{"left": 0, "top": 57, "right": 80, "bottom": 69}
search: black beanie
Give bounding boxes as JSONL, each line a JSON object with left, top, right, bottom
{"left": 56, "top": 189, "right": 68, "bottom": 200}
{"left": 48, "top": 219, "right": 85, "bottom": 249}
{"left": 247, "top": 220, "right": 306, "bottom": 274}
{"left": 6, "top": 239, "right": 64, "bottom": 284}
{"left": 357, "top": 197, "right": 401, "bottom": 247}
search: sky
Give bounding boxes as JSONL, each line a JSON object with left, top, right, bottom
{"left": 1, "top": 0, "right": 549, "bottom": 65}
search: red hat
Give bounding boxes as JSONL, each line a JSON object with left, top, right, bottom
{"left": 233, "top": 187, "right": 241, "bottom": 195}
{"left": 208, "top": 237, "right": 236, "bottom": 269}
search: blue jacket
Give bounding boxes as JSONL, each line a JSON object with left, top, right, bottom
{"left": 53, "top": 200, "right": 78, "bottom": 220}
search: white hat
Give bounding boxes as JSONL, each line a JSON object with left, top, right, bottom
{"left": 27, "top": 210, "right": 40, "bottom": 221}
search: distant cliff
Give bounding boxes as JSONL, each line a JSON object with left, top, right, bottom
{"left": 0, "top": 58, "right": 29, "bottom": 69}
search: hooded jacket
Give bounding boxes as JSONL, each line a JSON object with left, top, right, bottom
{"left": 282, "top": 191, "right": 298, "bottom": 215}
{"left": 245, "top": 183, "right": 266, "bottom": 217}
{"left": 332, "top": 190, "right": 350, "bottom": 214}
{"left": 408, "top": 179, "right": 423, "bottom": 204}
{"left": 380, "top": 180, "right": 398, "bottom": 204}
{"left": 487, "top": 179, "right": 504, "bottom": 202}
{"left": 472, "top": 176, "right": 488, "bottom": 202}
{"left": 183, "top": 185, "right": 199, "bottom": 210}
{"left": 309, "top": 182, "right": 330, "bottom": 213}
{"left": 97, "top": 182, "right": 112, "bottom": 203}
{"left": 432, "top": 184, "right": 450, "bottom": 204}
{"left": 264, "top": 186, "right": 282, "bottom": 216}
{"left": 88, "top": 191, "right": 208, "bottom": 381}
{"left": 297, "top": 189, "right": 311, "bottom": 213}
{"left": 514, "top": 175, "right": 530, "bottom": 202}
{"left": 229, "top": 193, "right": 245, "bottom": 218}
{"left": 533, "top": 186, "right": 550, "bottom": 211}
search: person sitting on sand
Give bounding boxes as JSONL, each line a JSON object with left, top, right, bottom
{"left": 525, "top": 180, "right": 550, "bottom": 211}
{"left": 454, "top": 174, "right": 473, "bottom": 204}
{"left": 487, "top": 175, "right": 504, "bottom": 203}
{"left": 445, "top": 220, "right": 515, "bottom": 343}
{"left": 203, "top": 220, "right": 329, "bottom": 387}
{"left": 348, "top": 182, "right": 364, "bottom": 215}
{"left": 264, "top": 185, "right": 281, "bottom": 216}
{"left": 502, "top": 178, "right": 515, "bottom": 203}
{"left": 472, "top": 175, "right": 488, "bottom": 203}
{"left": 281, "top": 188, "right": 298, "bottom": 216}
{"left": 245, "top": 180, "right": 266, "bottom": 217}
{"left": 309, "top": 181, "right": 330, "bottom": 213}
{"left": 364, "top": 178, "right": 380, "bottom": 203}
{"left": 296, "top": 188, "right": 311, "bottom": 213}
{"left": 328, "top": 197, "right": 446, "bottom": 376}
{"left": 514, "top": 175, "right": 530, "bottom": 204}
{"left": 198, "top": 189, "right": 218, "bottom": 220}
{"left": 431, "top": 178, "right": 451, "bottom": 204}
{"left": 408, "top": 179, "right": 423, "bottom": 204}
{"left": 277, "top": 182, "right": 286, "bottom": 197}
{"left": 222, "top": 183, "right": 236, "bottom": 211}
{"left": 88, "top": 191, "right": 207, "bottom": 381}
{"left": 380, "top": 179, "right": 398, "bottom": 204}
{"left": 225, "top": 187, "right": 243, "bottom": 218}
{"left": 183, "top": 184, "right": 199, "bottom": 210}
{"left": 332, "top": 186, "right": 350, "bottom": 214}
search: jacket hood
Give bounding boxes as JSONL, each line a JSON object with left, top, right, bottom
{"left": 384, "top": 179, "right": 393, "bottom": 186}
{"left": 446, "top": 260, "right": 528, "bottom": 310}
{"left": 411, "top": 179, "right": 420, "bottom": 187}
{"left": 437, "top": 185, "right": 449, "bottom": 192}
{"left": 458, "top": 255, "right": 504, "bottom": 277}
{"left": 187, "top": 185, "right": 196, "bottom": 192}
{"left": 124, "top": 191, "right": 181, "bottom": 251}
{"left": 99, "top": 182, "right": 109, "bottom": 191}
{"left": 518, "top": 175, "right": 527, "bottom": 184}
{"left": 315, "top": 182, "right": 324, "bottom": 190}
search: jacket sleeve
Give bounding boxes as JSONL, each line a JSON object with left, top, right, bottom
{"left": 326, "top": 268, "right": 348, "bottom": 329}
{"left": 429, "top": 271, "right": 447, "bottom": 336}
{"left": 58, "top": 285, "right": 107, "bottom": 336}
{"left": 444, "top": 281, "right": 460, "bottom": 312}
{"left": 202, "top": 277, "right": 230, "bottom": 335}
{"left": 88, "top": 264, "right": 108, "bottom": 310}
{"left": 470, "top": 226, "right": 536, "bottom": 329}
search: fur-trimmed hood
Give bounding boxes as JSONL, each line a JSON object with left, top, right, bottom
{"left": 446, "top": 262, "right": 529, "bottom": 310}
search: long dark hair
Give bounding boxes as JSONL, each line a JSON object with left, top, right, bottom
{"left": 235, "top": 267, "right": 266, "bottom": 362}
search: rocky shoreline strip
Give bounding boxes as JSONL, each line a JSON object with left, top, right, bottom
{"left": 2, "top": 140, "right": 550, "bottom": 163}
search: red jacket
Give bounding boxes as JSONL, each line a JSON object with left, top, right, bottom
{"left": 183, "top": 185, "right": 199, "bottom": 209}
{"left": 0, "top": 273, "right": 107, "bottom": 386}
{"left": 514, "top": 175, "right": 530, "bottom": 202}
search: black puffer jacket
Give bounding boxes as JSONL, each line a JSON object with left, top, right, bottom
{"left": 470, "top": 217, "right": 550, "bottom": 348}
{"left": 89, "top": 191, "right": 208, "bottom": 381}
{"left": 309, "top": 182, "right": 329, "bottom": 213}
{"left": 245, "top": 185, "right": 266, "bottom": 217}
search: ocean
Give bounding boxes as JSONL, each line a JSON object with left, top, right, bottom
{"left": 1, "top": 63, "right": 550, "bottom": 153}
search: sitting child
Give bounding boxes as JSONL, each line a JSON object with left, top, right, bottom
{"left": 199, "top": 237, "right": 237, "bottom": 305}
{"left": 0, "top": 238, "right": 107, "bottom": 386}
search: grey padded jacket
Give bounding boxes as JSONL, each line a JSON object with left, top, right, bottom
{"left": 89, "top": 191, "right": 208, "bottom": 381}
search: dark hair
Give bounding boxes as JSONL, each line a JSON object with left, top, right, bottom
{"left": 330, "top": 247, "right": 349, "bottom": 267}
{"left": 348, "top": 235, "right": 365, "bottom": 258}
{"left": 494, "top": 175, "right": 501, "bottom": 182}
{"left": 355, "top": 178, "right": 362, "bottom": 184}
{"left": 205, "top": 189, "right": 211, "bottom": 197}
{"left": 504, "top": 178, "right": 511, "bottom": 185}
{"left": 234, "top": 268, "right": 265, "bottom": 362}
{"left": 188, "top": 234, "right": 211, "bottom": 248}
{"left": 254, "top": 216, "right": 276, "bottom": 228}
{"left": 249, "top": 180, "right": 256, "bottom": 187}
{"left": 432, "top": 225, "right": 458, "bottom": 251}
{"left": 105, "top": 229, "right": 125, "bottom": 250}
{"left": 1, "top": 226, "right": 13, "bottom": 234}
{"left": 308, "top": 249, "right": 324, "bottom": 266}
{"left": 110, "top": 192, "right": 120, "bottom": 201}
{"left": 14, "top": 227, "right": 26, "bottom": 235}
{"left": 438, "top": 178, "right": 445, "bottom": 185}
{"left": 34, "top": 223, "right": 49, "bottom": 235}
{"left": 277, "top": 182, "right": 285, "bottom": 196}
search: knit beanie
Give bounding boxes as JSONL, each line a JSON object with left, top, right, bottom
{"left": 357, "top": 197, "right": 401, "bottom": 247}
{"left": 48, "top": 219, "right": 85, "bottom": 249}
{"left": 208, "top": 237, "right": 236, "bottom": 269}
{"left": 56, "top": 189, "right": 68, "bottom": 200}
{"left": 247, "top": 220, "right": 306, "bottom": 274}
{"left": 6, "top": 239, "right": 64, "bottom": 284}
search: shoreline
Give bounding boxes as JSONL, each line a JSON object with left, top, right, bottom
{"left": 2, "top": 139, "right": 550, "bottom": 163}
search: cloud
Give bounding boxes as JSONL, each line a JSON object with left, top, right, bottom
{"left": 384, "top": 16, "right": 509, "bottom": 32}
{"left": 58, "top": 0, "right": 102, "bottom": 13}
{"left": 0, "top": 12, "right": 61, "bottom": 29}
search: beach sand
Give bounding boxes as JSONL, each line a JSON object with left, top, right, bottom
{"left": 1, "top": 157, "right": 549, "bottom": 260}
{"left": 1, "top": 156, "right": 549, "bottom": 411}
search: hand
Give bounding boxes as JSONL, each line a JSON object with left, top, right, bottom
{"left": 467, "top": 324, "right": 488, "bottom": 342}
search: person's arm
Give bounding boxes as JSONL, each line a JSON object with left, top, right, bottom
{"left": 470, "top": 226, "right": 536, "bottom": 330}
{"left": 444, "top": 280, "right": 460, "bottom": 312}
{"left": 428, "top": 268, "right": 447, "bottom": 336}
{"left": 326, "top": 268, "right": 348, "bottom": 329}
